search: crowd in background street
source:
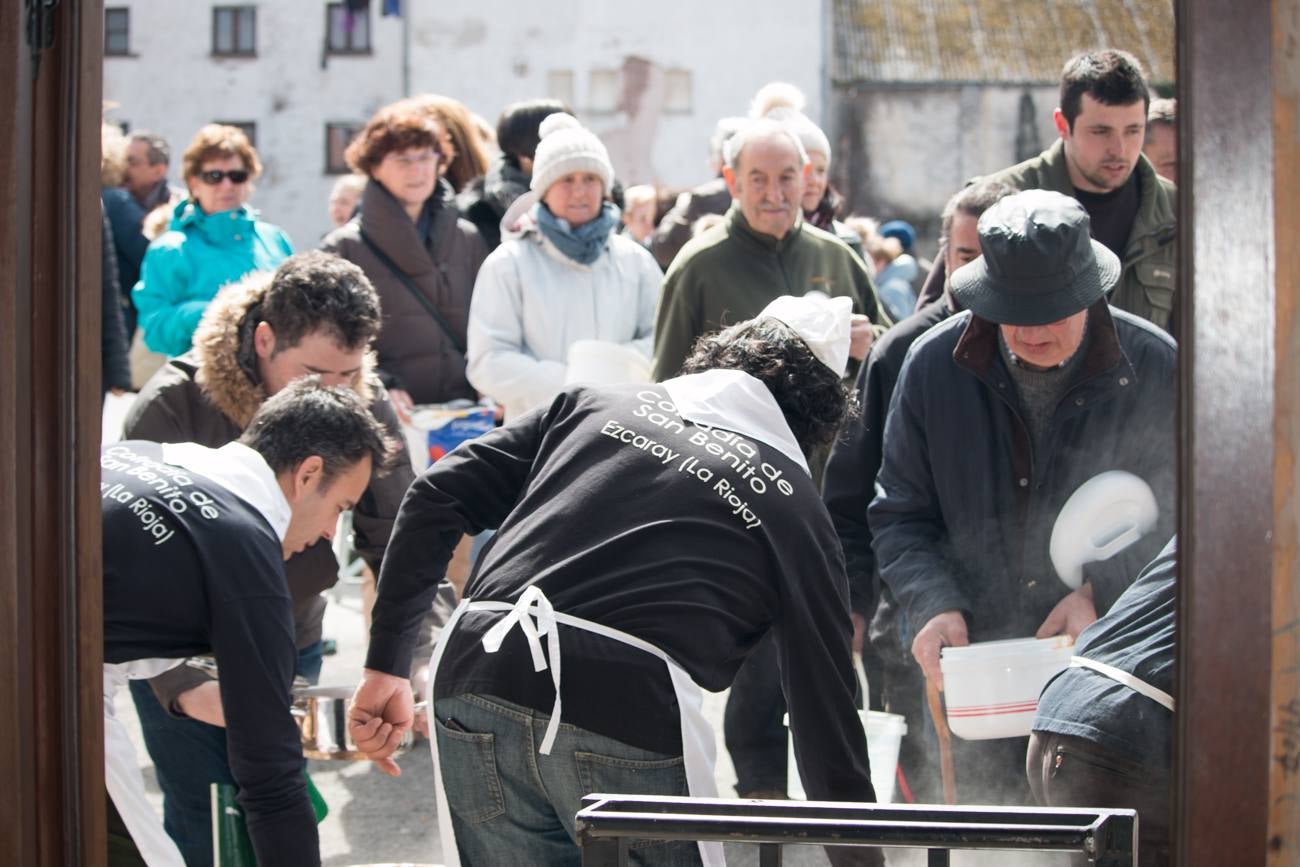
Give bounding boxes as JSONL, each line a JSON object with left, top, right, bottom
{"left": 99, "top": 45, "right": 1182, "bottom": 867}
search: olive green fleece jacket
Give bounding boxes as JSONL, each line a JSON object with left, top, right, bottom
{"left": 652, "top": 205, "right": 888, "bottom": 381}
{"left": 982, "top": 139, "right": 1178, "bottom": 332}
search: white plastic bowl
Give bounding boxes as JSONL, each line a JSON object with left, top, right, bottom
{"left": 939, "top": 636, "right": 1074, "bottom": 740}
{"left": 564, "top": 339, "right": 652, "bottom": 386}
{"left": 785, "top": 710, "right": 908, "bottom": 802}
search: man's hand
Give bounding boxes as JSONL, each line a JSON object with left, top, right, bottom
{"left": 348, "top": 669, "right": 415, "bottom": 776}
{"left": 175, "top": 681, "right": 225, "bottom": 727}
{"left": 910, "top": 610, "right": 968, "bottom": 690}
{"left": 1036, "top": 584, "right": 1098, "bottom": 640}
{"left": 388, "top": 388, "right": 415, "bottom": 426}
{"left": 848, "top": 314, "right": 875, "bottom": 361}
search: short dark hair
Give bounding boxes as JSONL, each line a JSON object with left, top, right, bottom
{"left": 1059, "top": 49, "right": 1151, "bottom": 130}
{"left": 239, "top": 378, "right": 397, "bottom": 486}
{"left": 345, "top": 105, "right": 439, "bottom": 176}
{"left": 679, "top": 317, "right": 853, "bottom": 453}
{"left": 261, "top": 251, "right": 381, "bottom": 352}
{"left": 941, "top": 179, "right": 1018, "bottom": 244}
{"left": 129, "top": 131, "right": 170, "bottom": 166}
{"left": 496, "top": 99, "right": 569, "bottom": 168}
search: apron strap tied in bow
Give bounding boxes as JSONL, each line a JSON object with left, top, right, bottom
{"left": 480, "top": 585, "right": 564, "bottom": 754}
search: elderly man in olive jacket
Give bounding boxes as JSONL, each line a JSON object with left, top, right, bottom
{"left": 869, "top": 190, "right": 1176, "bottom": 805}
{"left": 120, "top": 251, "right": 415, "bottom": 865}
{"left": 651, "top": 117, "right": 887, "bottom": 384}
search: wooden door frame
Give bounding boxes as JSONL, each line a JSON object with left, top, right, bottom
{"left": 0, "top": 2, "right": 106, "bottom": 865}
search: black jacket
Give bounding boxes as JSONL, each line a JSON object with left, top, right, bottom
{"left": 103, "top": 441, "right": 316, "bottom": 865}
{"left": 869, "top": 303, "right": 1177, "bottom": 643}
{"left": 457, "top": 159, "right": 530, "bottom": 252}
{"left": 368, "top": 381, "right": 875, "bottom": 803}
{"left": 823, "top": 298, "right": 953, "bottom": 617}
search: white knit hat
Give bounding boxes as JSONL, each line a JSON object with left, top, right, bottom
{"left": 529, "top": 113, "right": 616, "bottom": 196}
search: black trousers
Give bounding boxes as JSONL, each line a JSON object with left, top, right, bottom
{"left": 1027, "top": 731, "right": 1171, "bottom": 867}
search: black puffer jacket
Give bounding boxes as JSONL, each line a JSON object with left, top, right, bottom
{"left": 457, "top": 159, "right": 530, "bottom": 252}
{"left": 868, "top": 303, "right": 1176, "bottom": 643}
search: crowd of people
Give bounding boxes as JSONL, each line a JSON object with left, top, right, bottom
{"left": 101, "top": 45, "right": 1181, "bottom": 867}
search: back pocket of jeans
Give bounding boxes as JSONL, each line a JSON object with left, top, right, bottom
{"left": 435, "top": 717, "right": 506, "bottom": 824}
{"left": 576, "top": 751, "right": 687, "bottom": 850}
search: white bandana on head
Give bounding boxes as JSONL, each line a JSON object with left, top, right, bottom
{"left": 759, "top": 292, "right": 853, "bottom": 377}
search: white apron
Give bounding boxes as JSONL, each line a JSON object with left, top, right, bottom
{"left": 103, "top": 658, "right": 187, "bottom": 867}
{"left": 426, "top": 585, "right": 725, "bottom": 867}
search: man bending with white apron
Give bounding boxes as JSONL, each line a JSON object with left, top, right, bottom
{"left": 101, "top": 380, "right": 391, "bottom": 866}
{"left": 350, "top": 295, "right": 882, "bottom": 867}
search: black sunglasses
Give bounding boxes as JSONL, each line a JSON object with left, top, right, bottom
{"left": 198, "top": 169, "right": 250, "bottom": 185}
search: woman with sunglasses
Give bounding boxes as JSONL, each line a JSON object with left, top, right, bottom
{"left": 133, "top": 124, "right": 294, "bottom": 358}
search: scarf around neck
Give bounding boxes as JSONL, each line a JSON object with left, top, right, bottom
{"left": 535, "top": 201, "right": 620, "bottom": 265}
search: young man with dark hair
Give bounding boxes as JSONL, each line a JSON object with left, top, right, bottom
{"left": 915, "top": 49, "right": 1177, "bottom": 333}
{"left": 121, "top": 250, "right": 414, "bottom": 865}
{"left": 104, "top": 380, "right": 394, "bottom": 867}
{"left": 351, "top": 296, "right": 882, "bottom": 867}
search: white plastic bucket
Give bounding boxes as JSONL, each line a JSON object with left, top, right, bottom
{"left": 939, "top": 636, "right": 1074, "bottom": 740}
{"left": 785, "top": 710, "right": 907, "bottom": 803}
{"left": 564, "top": 339, "right": 652, "bottom": 386}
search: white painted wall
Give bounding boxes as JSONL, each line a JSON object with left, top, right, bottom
{"left": 104, "top": 0, "right": 825, "bottom": 245}
{"left": 834, "top": 84, "right": 1062, "bottom": 256}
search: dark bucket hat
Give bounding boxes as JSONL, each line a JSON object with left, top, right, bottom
{"left": 949, "top": 189, "right": 1121, "bottom": 326}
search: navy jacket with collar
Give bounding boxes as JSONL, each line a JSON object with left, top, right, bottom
{"left": 868, "top": 302, "right": 1176, "bottom": 644}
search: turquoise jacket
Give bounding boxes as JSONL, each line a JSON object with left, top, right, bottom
{"left": 133, "top": 199, "right": 294, "bottom": 357}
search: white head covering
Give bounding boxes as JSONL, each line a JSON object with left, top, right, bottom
{"left": 529, "top": 113, "right": 616, "bottom": 196}
{"left": 765, "top": 108, "right": 832, "bottom": 163}
{"left": 759, "top": 293, "right": 853, "bottom": 377}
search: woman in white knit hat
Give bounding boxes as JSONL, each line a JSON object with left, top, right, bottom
{"left": 466, "top": 113, "right": 661, "bottom": 421}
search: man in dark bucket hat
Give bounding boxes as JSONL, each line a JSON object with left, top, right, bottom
{"left": 950, "top": 189, "right": 1121, "bottom": 327}
{"left": 867, "top": 188, "right": 1177, "bottom": 804}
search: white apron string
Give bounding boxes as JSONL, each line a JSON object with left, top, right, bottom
{"left": 480, "top": 585, "right": 563, "bottom": 755}
{"left": 1069, "top": 655, "right": 1175, "bottom": 711}
{"left": 426, "top": 589, "right": 725, "bottom": 867}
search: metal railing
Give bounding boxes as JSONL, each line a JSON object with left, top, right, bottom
{"left": 575, "top": 794, "right": 1136, "bottom": 866}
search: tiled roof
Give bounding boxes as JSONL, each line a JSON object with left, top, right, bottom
{"left": 832, "top": 0, "right": 1175, "bottom": 85}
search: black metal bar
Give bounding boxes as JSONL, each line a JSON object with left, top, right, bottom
{"left": 578, "top": 835, "right": 627, "bottom": 867}
{"left": 927, "top": 849, "right": 950, "bottom": 867}
{"left": 758, "top": 843, "right": 782, "bottom": 866}
{"left": 575, "top": 795, "right": 1136, "bottom": 864}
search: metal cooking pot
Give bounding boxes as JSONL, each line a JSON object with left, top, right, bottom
{"left": 292, "top": 684, "right": 427, "bottom": 761}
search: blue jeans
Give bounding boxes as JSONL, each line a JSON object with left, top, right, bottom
{"left": 128, "top": 642, "right": 322, "bottom": 867}
{"left": 435, "top": 693, "right": 701, "bottom": 867}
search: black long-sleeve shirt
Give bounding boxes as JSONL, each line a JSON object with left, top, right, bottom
{"left": 102, "top": 440, "right": 317, "bottom": 866}
{"left": 367, "top": 378, "right": 876, "bottom": 803}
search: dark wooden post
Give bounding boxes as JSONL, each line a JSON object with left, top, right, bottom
{"left": 1174, "top": 0, "right": 1283, "bottom": 862}
{"left": 0, "top": 2, "right": 106, "bottom": 865}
